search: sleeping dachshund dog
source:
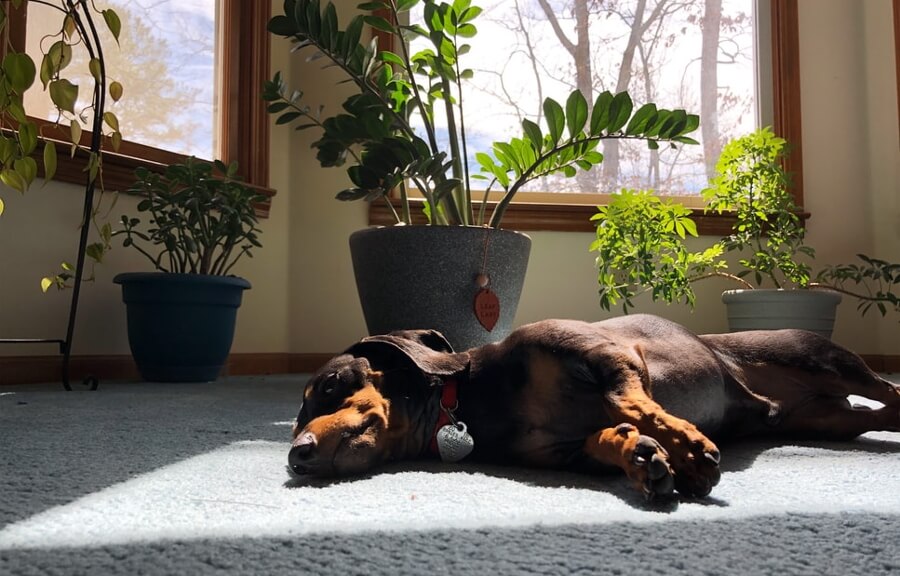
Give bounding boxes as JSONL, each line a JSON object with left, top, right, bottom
{"left": 289, "top": 315, "right": 900, "bottom": 499}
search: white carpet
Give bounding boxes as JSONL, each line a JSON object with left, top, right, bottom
{"left": 2, "top": 433, "right": 900, "bottom": 551}
{"left": 2, "top": 376, "right": 899, "bottom": 575}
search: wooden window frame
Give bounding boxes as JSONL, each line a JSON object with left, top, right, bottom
{"left": 895, "top": 0, "right": 900, "bottom": 144}
{"left": 5, "top": 0, "right": 274, "bottom": 213}
{"left": 367, "top": 0, "right": 803, "bottom": 234}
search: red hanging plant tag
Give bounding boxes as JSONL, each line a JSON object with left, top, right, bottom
{"left": 474, "top": 288, "right": 500, "bottom": 332}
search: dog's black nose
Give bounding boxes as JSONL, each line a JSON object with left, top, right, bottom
{"left": 289, "top": 432, "right": 318, "bottom": 472}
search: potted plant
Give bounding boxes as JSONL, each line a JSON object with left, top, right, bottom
{"left": 700, "top": 127, "right": 842, "bottom": 336}
{"left": 263, "top": 0, "right": 701, "bottom": 349}
{"left": 113, "top": 158, "right": 265, "bottom": 382}
{"left": 0, "top": 1, "right": 124, "bottom": 389}
{"left": 592, "top": 127, "right": 899, "bottom": 338}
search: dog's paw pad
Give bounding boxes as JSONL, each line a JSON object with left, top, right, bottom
{"left": 631, "top": 435, "right": 675, "bottom": 499}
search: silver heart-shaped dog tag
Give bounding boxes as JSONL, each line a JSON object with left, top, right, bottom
{"left": 436, "top": 422, "right": 474, "bottom": 462}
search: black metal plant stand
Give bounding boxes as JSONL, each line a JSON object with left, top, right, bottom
{"left": 0, "top": 2, "right": 107, "bottom": 392}
{"left": 0, "top": 173, "right": 100, "bottom": 391}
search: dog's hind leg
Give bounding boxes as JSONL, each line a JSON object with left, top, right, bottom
{"left": 706, "top": 330, "right": 900, "bottom": 439}
{"left": 798, "top": 397, "right": 898, "bottom": 439}
{"left": 743, "top": 367, "right": 900, "bottom": 440}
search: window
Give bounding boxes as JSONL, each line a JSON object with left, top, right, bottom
{"left": 6, "top": 0, "right": 272, "bottom": 202}
{"left": 369, "top": 0, "right": 802, "bottom": 233}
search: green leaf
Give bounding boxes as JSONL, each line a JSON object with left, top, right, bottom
{"left": 43, "top": 141, "right": 57, "bottom": 182}
{"left": 17, "top": 121, "right": 37, "bottom": 155}
{"left": 14, "top": 157, "right": 37, "bottom": 187}
{"left": 70, "top": 120, "right": 82, "bottom": 147}
{"left": 521, "top": 119, "right": 543, "bottom": 152}
{"left": 344, "top": 15, "right": 365, "bottom": 58}
{"left": 39, "top": 53, "right": 53, "bottom": 89}
{"left": 542, "top": 97, "right": 565, "bottom": 144}
{"left": 40, "top": 277, "right": 53, "bottom": 293}
{"left": 48, "top": 41, "right": 73, "bottom": 73}
{"left": 363, "top": 15, "right": 395, "bottom": 33}
{"left": 276, "top": 111, "right": 302, "bottom": 124}
{"left": 0, "top": 168, "right": 27, "bottom": 193}
{"left": 565, "top": 90, "right": 588, "bottom": 138}
{"left": 86, "top": 151, "right": 100, "bottom": 183}
{"left": 2, "top": 52, "right": 36, "bottom": 94}
{"left": 321, "top": 1, "right": 337, "bottom": 50}
{"left": 109, "top": 81, "right": 124, "bottom": 102}
{"left": 103, "top": 111, "right": 120, "bottom": 131}
{"left": 625, "top": 103, "right": 657, "bottom": 136}
{"left": 49, "top": 79, "right": 78, "bottom": 113}
{"left": 85, "top": 242, "right": 106, "bottom": 263}
{"left": 357, "top": 1, "right": 390, "bottom": 10}
{"left": 606, "top": 91, "right": 634, "bottom": 133}
{"left": 103, "top": 9, "right": 122, "bottom": 44}
{"left": 89, "top": 58, "right": 102, "bottom": 82}
{"left": 589, "top": 91, "right": 613, "bottom": 135}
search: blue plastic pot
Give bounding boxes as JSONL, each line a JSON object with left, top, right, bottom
{"left": 113, "top": 273, "right": 251, "bottom": 382}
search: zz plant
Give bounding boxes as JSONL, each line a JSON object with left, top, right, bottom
{"left": 115, "top": 158, "right": 265, "bottom": 276}
{"left": 264, "top": 0, "right": 701, "bottom": 228}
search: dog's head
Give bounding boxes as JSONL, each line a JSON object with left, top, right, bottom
{"left": 289, "top": 329, "right": 468, "bottom": 477}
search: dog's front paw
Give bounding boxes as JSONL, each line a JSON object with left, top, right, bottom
{"left": 606, "top": 423, "right": 675, "bottom": 500}
{"left": 629, "top": 433, "right": 675, "bottom": 500}
{"left": 663, "top": 425, "right": 721, "bottom": 498}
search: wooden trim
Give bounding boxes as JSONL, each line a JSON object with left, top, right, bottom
{"left": 2, "top": 351, "right": 896, "bottom": 385}
{"left": 369, "top": 1, "right": 804, "bottom": 231}
{"left": 370, "top": 198, "right": 743, "bottom": 236}
{"left": 3, "top": 0, "right": 26, "bottom": 54}
{"left": 0, "top": 352, "right": 335, "bottom": 385}
{"left": 894, "top": 0, "right": 900, "bottom": 144}
{"left": 771, "top": 0, "right": 804, "bottom": 208}
{"left": 221, "top": 0, "right": 271, "bottom": 189}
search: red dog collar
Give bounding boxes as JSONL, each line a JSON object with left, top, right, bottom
{"left": 428, "top": 377, "right": 458, "bottom": 455}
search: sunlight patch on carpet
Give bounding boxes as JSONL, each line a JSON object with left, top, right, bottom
{"left": 1, "top": 436, "right": 899, "bottom": 550}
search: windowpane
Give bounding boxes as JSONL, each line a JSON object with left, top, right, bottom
{"left": 411, "top": 0, "right": 757, "bottom": 196}
{"left": 23, "top": 0, "right": 219, "bottom": 160}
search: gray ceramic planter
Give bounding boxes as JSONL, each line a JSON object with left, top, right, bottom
{"left": 349, "top": 226, "right": 531, "bottom": 351}
{"left": 722, "top": 289, "right": 842, "bottom": 339}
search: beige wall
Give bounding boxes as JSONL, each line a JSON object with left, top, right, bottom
{"left": 1, "top": 0, "right": 898, "bottom": 360}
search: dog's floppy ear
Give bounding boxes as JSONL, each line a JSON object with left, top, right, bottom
{"left": 381, "top": 329, "right": 456, "bottom": 354}
{"left": 345, "top": 332, "right": 468, "bottom": 377}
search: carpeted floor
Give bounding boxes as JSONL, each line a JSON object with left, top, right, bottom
{"left": 1, "top": 375, "right": 899, "bottom": 575}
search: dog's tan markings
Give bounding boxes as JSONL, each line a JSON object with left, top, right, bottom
{"left": 300, "top": 384, "right": 391, "bottom": 474}
{"left": 606, "top": 372, "right": 721, "bottom": 498}
{"left": 584, "top": 423, "right": 674, "bottom": 498}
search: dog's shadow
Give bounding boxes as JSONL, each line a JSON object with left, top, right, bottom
{"left": 282, "top": 433, "right": 900, "bottom": 512}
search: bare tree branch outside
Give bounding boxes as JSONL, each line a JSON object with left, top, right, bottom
{"left": 411, "top": 0, "right": 755, "bottom": 196}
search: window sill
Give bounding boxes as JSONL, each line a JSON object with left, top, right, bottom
{"left": 368, "top": 198, "right": 741, "bottom": 236}
{"left": 30, "top": 137, "right": 276, "bottom": 218}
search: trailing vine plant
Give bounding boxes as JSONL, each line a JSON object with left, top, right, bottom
{"left": 0, "top": 0, "right": 124, "bottom": 290}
